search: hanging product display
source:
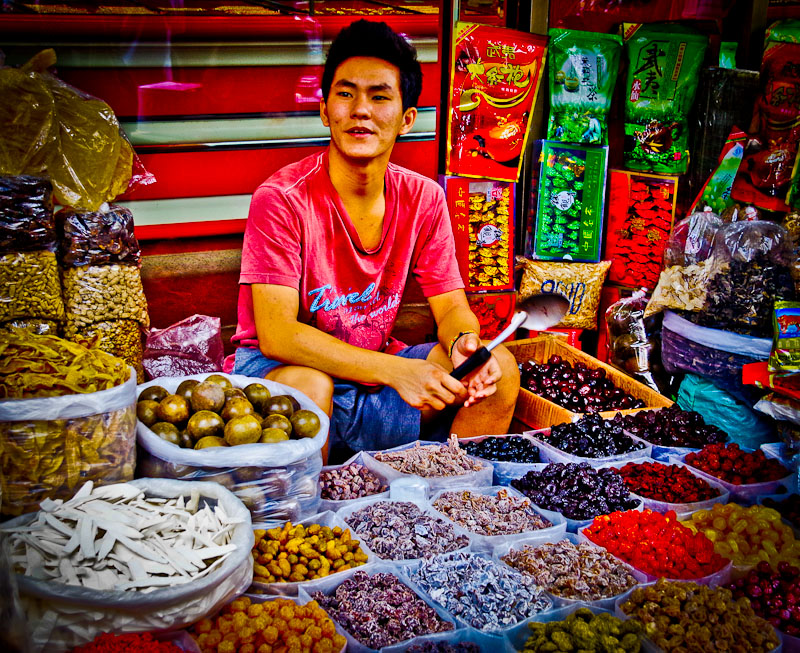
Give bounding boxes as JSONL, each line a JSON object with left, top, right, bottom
{"left": 605, "top": 169, "right": 678, "bottom": 290}
{"left": 622, "top": 23, "right": 708, "bottom": 175}
{"left": 690, "top": 127, "right": 747, "bottom": 215}
{"left": 529, "top": 141, "right": 608, "bottom": 262}
{"left": 546, "top": 28, "right": 622, "bottom": 145}
{"left": 445, "top": 22, "right": 547, "bottom": 182}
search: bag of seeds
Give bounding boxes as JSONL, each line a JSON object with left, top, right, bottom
{"left": 623, "top": 24, "right": 708, "bottom": 174}
{"left": 546, "top": 28, "right": 622, "bottom": 145}
{"left": 517, "top": 258, "right": 611, "bottom": 329}
{"left": 645, "top": 210, "right": 723, "bottom": 317}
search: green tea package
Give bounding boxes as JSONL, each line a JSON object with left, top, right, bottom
{"left": 546, "top": 28, "right": 622, "bottom": 145}
{"left": 770, "top": 300, "right": 800, "bottom": 373}
{"left": 623, "top": 24, "right": 708, "bottom": 174}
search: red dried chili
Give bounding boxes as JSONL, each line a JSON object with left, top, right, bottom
{"left": 583, "top": 509, "right": 727, "bottom": 580}
{"left": 613, "top": 461, "right": 720, "bottom": 504}
{"left": 70, "top": 632, "right": 182, "bottom": 653}
{"left": 684, "top": 442, "right": 790, "bottom": 485}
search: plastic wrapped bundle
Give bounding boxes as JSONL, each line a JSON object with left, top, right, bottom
{"left": 62, "top": 263, "right": 149, "bottom": 329}
{"left": 0, "top": 250, "right": 64, "bottom": 324}
{"left": 0, "top": 175, "right": 55, "bottom": 253}
{"left": 65, "top": 319, "right": 144, "bottom": 384}
{"left": 56, "top": 204, "right": 141, "bottom": 268}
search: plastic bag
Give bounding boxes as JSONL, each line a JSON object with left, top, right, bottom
{"left": 661, "top": 309, "right": 771, "bottom": 401}
{"left": 62, "top": 263, "right": 149, "bottom": 330}
{"left": 0, "top": 318, "right": 58, "bottom": 337}
{"left": 622, "top": 24, "right": 708, "bottom": 174}
{"left": 0, "top": 50, "right": 154, "bottom": 211}
{"left": 318, "top": 452, "right": 390, "bottom": 513}
{"left": 0, "top": 365, "right": 136, "bottom": 516}
{"left": 517, "top": 258, "right": 611, "bottom": 329}
{"left": 65, "top": 319, "right": 144, "bottom": 383}
{"left": 0, "top": 539, "right": 30, "bottom": 653}
{"left": 296, "top": 562, "right": 458, "bottom": 653}
{"left": 428, "top": 485, "right": 566, "bottom": 555}
{"left": 136, "top": 373, "right": 328, "bottom": 522}
{"left": 0, "top": 250, "right": 64, "bottom": 323}
{"left": 0, "top": 175, "right": 55, "bottom": 253}
{"left": 4, "top": 478, "right": 253, "bottom": 653}
{"left": 546, "top": 29, "right": 622, "bottom": 146}
{"left": 664, "top": 209, "right": 723, "bottom": 267}
{"left": 605, "top": 291, "right": 668, "bottom": 394}
{"left": 690, "top": 128, "right": 747, "bottom": 216}
{"left": 756, "top": 392, "right": 800, "bottom": 427}
{"left": 56, "top": 204, "right": 141, "bottom": 268}
{"left": 143, "top": 314, "right": 225, "bottom": 380}
{"left": 361, "top": 440, "right": 494, "bottom": 494}
{"left": 381, "top": 627, "right": 512, "bottom": 653}
{"left": 677, "top": 374, "right": 776, "bottom": 449}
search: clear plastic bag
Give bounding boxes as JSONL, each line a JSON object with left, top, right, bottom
{"left": 64, "top": 318, "right": 144, "bottom": 384}
{"left": 0, "top": 366, "right": 136, "bottom": 516}
{"left": 428, "top": 485, "right": 566, "bottom": 554}
{"left": 0, "top": 250, "right": 64, "bottom": 323}
{"left": 318, "top": 452, "right": 390, "bottom": 513}
{"left": 62, "top": 263, "right": 149, "bottom": 330}
{"left": 0, "top": 175, "right": 55, "bottom": 253}
{"left": 3, "top": 478, "right": 254, "bottom": 653}
{"left": 664, "top": 209, "right": 723, "bottom": 267}
{"left": 335, "top": 496, "right": 471, "bottom": 567}
{"left": 136, "top": 373, "right": 328, "bottom": 523}
{"left": 361, "top": 440, "right": 494, "bottom": 494}
{"left": 605, "top": 291, "right": 669, "bottom": 394}
{"left": 56, "top": 204, "right": 141, "bottom": 268}
{"left": 297, "top": 562, "right": 457, "bottom": 653}
{"left": 143, "top": 314, "right": 225, "bottom": 380}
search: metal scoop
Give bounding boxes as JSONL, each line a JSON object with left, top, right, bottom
{"left": 451, "top": 293, "right": 570, "bottom": 380}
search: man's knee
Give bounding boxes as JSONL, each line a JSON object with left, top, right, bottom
{"left": 266, "top": 365, "right": 334, "bottom": 414}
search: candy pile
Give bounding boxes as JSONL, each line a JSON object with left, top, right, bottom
{"left": 545, "top": 413, "right": 647, "bottom": 458}
{"left": 250, "top": 522, "right": 368, "bottom": 585}
{"left": 311, "top": 570, "right": 453, "bottom": 649}
{"left": 318, "top": 463, "right": 386, "bottom": 501}
{"left": 522, "top": 608, "right": 642, "bottom": 653}
{"left": 727, "top": 561, "right": 800, "bottom": 636}
{"left": 686, "top": 503, "right": 800, "bottom": 569}
{"left": 373, "top": 435, "right": 484, "bottom": 478}
{"left": 501, "top": 539, "right": 638, "bottom": 601}
{"left": 612, "top": 405, "right": 728, "bottom": 448}
{"left": 762, "top": 493, "right": 800, "bottom": 529}
{"left": 342, "top": 501, "right": 469, "bottom": 560}
{"left": 620, "top": 578, "right": 780, "bottom": 652}
{"left": 410, "top": 551, "right": 551, "bottom": 631}
{"left": 684, "top": 443, "right": 790, "bottom": 485}
{"left": 583, "top": 509, "right": 728, "bottom": 580}
{"left": 460, "top": 435, "right": 540, "bottom": 463}
{"left": 612, "top": 461, "right": 721, "bottom": 504}
{"left": 431, "top": 489, "right": 551, "bottom": 536}
{"left": 190, "top": 596, "right": 346, "bottom": 653}
{"left": 511, "top": 462, "right": 637, "bottom": 520}
{"left": 520, "top": 355, "right": 645, "bottom": 413}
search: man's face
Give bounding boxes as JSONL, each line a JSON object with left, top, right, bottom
{"left": 320, "top": 56, "right": 417, "bottom": 164}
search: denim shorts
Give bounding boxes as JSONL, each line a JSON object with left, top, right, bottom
{"left": 232, "top": 344, "right": 457, "bottom": 461}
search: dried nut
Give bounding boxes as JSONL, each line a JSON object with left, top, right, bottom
{"left": 319, "top": 462, "right": 386, "bottom": 500}
{"left": 432, "top": 489, "right": 550, "bottom": 536}
{"left": 62, "top": 263, "right": 149, "bottom": 328}
{"left": 0, "top": 250, "right": 64, "bottom": 322}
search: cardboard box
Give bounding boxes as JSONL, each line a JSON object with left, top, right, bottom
{"left": 442, "top": 175, "right": 514, "bottom": 292}
{"left": 528, "top": 141, "right": 609, "bottom": 262}
{"left": 508, "top": 336, "right": 672, "bottom": 429}
{"left": 466, "top": 291, "right": 516, "bottom": 340}
{"left": 604, "top": 169, "right": 678, "bottom": 290}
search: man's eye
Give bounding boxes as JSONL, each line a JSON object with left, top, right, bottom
{"left": 337, "top": 91, "right": 352, "bottom": 98}
{"left": 374, "top": 95, "right": 389, "bottom": 101}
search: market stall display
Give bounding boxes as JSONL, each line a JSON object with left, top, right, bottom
{"left": 531, "top": 414, "right": 650, "bottom": 461}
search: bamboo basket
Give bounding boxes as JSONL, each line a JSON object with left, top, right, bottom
{"left": 507, "top": 336, "right": 673, "bottom": 429}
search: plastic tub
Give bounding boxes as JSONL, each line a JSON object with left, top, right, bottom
{"left": 362, "top": 440, "right": 494, "bottom": 494}
{"left": 318, "top": 452, "right": 390, "bottom": 513}
{"left": 525, "top": 427, "right": 653, "bottom": 466}
{"left": 428, "top": 485, "right": 566, "bottom": 554}
{"left": 493, "top": 531, "right": 639, "bottom": 611}
{"left": 670, "top": 449, "right": 794, "bottom": 505}
{"left": 296, "top": 562, "right": 457, "bottom": 653}
{"left": 457, "top": 433, "right": 545, "bottom": 486}
{"left": 336, "top": 496, "right": 472, "bottom": 567}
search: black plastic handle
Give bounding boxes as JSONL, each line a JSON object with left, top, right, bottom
{"left": 450, "top": 346, "right": 491, "bottom": 380}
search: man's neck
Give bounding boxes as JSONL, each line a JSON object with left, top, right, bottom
{"left": 327, "top": 147, "right": 388, "bottom": 203}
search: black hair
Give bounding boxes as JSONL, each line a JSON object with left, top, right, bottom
{"left": 321, "top": 19, "right": 423, "bottom": 112}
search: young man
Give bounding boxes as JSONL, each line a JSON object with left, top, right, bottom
{"left": 230, "top": 19, "right": 519, "bottom": 460}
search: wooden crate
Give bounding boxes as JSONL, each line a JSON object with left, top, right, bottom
{"left": 507, "top": 336, "right": 673, "bottom": 429}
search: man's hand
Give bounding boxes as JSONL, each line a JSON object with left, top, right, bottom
{"left": 389, "top": 357, "right": 469, "bottom": 411}
{"left": 450, "top": 333, "right": 502, "bottom": 408}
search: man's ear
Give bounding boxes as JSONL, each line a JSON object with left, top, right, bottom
{"left": 320, "top": 98, "right": 329, "bottom": 127}
{"left": 398, "top": 107, "right": 417, "bottom": 136}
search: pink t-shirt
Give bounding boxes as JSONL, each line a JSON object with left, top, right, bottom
{"left": 232, "top": 151, "right": 464, "bottom": 353}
